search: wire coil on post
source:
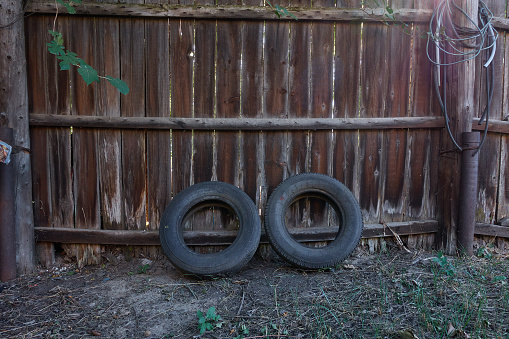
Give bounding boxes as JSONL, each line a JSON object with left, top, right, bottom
{"left": 427, "top": 0, "right": 498, "bottom": 154}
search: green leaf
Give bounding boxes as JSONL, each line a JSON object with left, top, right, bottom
{"left": 47, "top": 41, "right": 65, "bottom": 56}
{"left": 106, "top": 76, "right": 130, "bottom": 95}
{"left": 48, "top": 30, "right": 64, "bottom": 45}
{"left": 206, "top": 307, "right": 216, "bottom": 318}
{"left": 197, "top": 310, "right": 204, "bottom": 319}
{"left": 77, "top": 64, "right": 99, "bottom": 85}
{"left": 59, "top": 60, "right": 71, "bottom": 71}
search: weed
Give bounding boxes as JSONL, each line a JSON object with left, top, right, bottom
{"left": 432, "top": 251, "right": 455, "bottom": 277}
{"left": 138, "top": 264, "right": 149, "bottom": 274}
{"left": 197, "top": 306, "right": 223, "bottom": 335}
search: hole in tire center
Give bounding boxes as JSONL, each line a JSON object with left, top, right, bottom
{"left": 285, "top": 194, "right": 341, "bottom": 248}
{"left": 182, "top": 201, "right": 240, "bottom": 254}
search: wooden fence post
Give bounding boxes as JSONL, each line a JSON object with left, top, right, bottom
{"left": 0, "top": 0, "right": 35, "bottom": 273}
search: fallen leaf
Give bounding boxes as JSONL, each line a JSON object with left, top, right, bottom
{"left": 447, "top": 322, "right": 456, "bottom": 336}
{"left": 90, "top": 330, "right": 101, "bottom": 336}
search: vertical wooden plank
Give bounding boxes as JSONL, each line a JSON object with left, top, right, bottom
{"left": 309, "top": 0, "right": 335, "bottom": 228}
{"left": 499, "top": 10, "right": 509, "bottom": 221}
{"left": 263, "top": 6, "right": 290, "bottom": 203}
{"left": 287, "top": 0, "right": 310, "bottom": 177}
{"left": 381, "top": 0, "right": 412, "bottom": 222}
{"left": 26, "top": 16, "right": 52, "bottom": 233}
{"left": 194, "top": 0, "right": 215, "bottom": 185}
{"left": 407, "top": 0, "right": 439, "bottom": 221}
{"left": 333, "top": 7, "right": 361, "bottom": 196}
{"left": 170, "top": 17, "right": 194, "bottom": 195}
{"left": 120, "top": 16, "right": 147, "bottom": 232}
{"left": 69, "top": 17, "right": 101, "bottom": 266}
{"left": 146, "top": 18, "right": 171, "bottom": 235}
{"left": 240, "top": 0, "right": 263, "bottom": 208}
{"left": 475, "top": 0, "right": 505, "bottom": 224}
{"left": 215, "top": 14, "right": 241, "bottom": 187}
{"left": 286, "top": 0, "right": 311, "bottom": 229}
{"left": 95, "top": 17, "right": 123, "bottom": 232}
{"left": 26, "top": 16, "right": 73, "bottom": 266}
{"left": 358, "top": 22, "right": 389, "bottom": 224}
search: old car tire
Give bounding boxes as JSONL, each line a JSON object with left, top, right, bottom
{"left": 265, "top": 173, "right": 363, "bottom": 269}
{"left": 159, "top": 181, "right": 261, "bottom": 275}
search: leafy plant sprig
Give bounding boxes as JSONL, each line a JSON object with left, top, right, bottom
{"left": 265, "top": 0, "right": 297, "bottom": 20}
{"left": 47, "top": 0, "right": 129, "bottom": 95}
{"left": 197, "top": 306, "right": 223, "bottom": 335}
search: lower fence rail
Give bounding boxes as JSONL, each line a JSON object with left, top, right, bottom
{"left": 35, "top": 220, "right": 440, "bottom": 246}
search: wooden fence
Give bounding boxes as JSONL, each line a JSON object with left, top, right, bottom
{"left": 22, "top": 0, "right": 509, "bottom": 266}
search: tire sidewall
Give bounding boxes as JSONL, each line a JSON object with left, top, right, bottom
{"left": 265, "top": 174, "right": 363, "bottom": 268}
{"left": 159, "top": 181, "right": 261, "bottom": 275}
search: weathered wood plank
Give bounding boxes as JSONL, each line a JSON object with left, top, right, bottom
{"left": 309, "top": 1, "right": 335, "bottom": 228}
{"left": 358, "top": 23, "right": 389, "bottom": 224}
{"left": 33, "top": 220, "right": 440, "bottom": 245}
{"left": 29, "top": 114, "right": 446, "bottom": 130}
{"left": 263, "top": 17, "right": 290, "bottom": 201}
{"left": 69, "top": 17, "right": 102, "bottom": 266}
{"left": 474, "top": 0, "right": 504, "bottom": 226}
{"left": 333, "top": 10, "right": 361, "bottom": 196}
{"left": 146, "top": 18, "right": 171, "bottom": 232}
{"left": 407, "top": 0, "right": 440, "bottom": 221}
{"left": 381, "top": 2, "right": 412, "bottom": 223}
{"left": 215, "top": 18, "right": 241, "bottom": 187}
{"left": 25, "top": 2, "right": 434, "bottom": 22}
{"left": 170, "top": 18, "right": 194, "bottom": 196}
{"left": 95, "top": 17, "right": 123, "bottom": 231}
{"left": 193, "top": 12, "right": 215, "bottom": 185}
{"left": 286, "top": 0, "right": 311, "bottom": 230}
{"left": 240, "top": 0, "right": 263, "bottom": 207}
{"left": 120, "top": 17, "right": 147, "bottom": 231}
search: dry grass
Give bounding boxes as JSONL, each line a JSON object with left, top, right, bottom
{"left": 1, "top": 243, "right": 509, "bottom": 338}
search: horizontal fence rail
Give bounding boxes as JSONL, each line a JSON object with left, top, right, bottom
{"left": 29, "top": 114, "right": 446, "bottom": 131}
{"left": 26, "top": 2, "right": 432, "bottom": 22}
{"left": 29, "top": 115, "right": 509, "bottom": 134}
{"left": 34, "top": 220, "right": 440, "bottom": 246}
{"left": 23, "top": 1, "right": 509, "bottom": 31}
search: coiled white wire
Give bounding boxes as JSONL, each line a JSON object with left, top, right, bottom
{"left": 426, "top": 0, "right": 498, "bottom": 153}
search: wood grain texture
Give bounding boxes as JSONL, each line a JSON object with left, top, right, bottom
{"left": 30, "top": 114, "right": 446, "bottom": 130}
{"left": 170, "top": 18, "right": 194, "bottom": 196}
{"left": 358, "top": 23, "right": 389, "bottom": 224}
{"left": 193, "top": 14, "right": 215, "bottom": 184}
{"left": 26, "top": 2, "right": 435, "bottom": 22}
{"left": 263, "top": 16, "right": 290, "bottom": 202}
{"left": 146, "top": 18, "right": 171, "bottom": 231}
{"left": 96, "top": 17, "right": 123, "bottom": 231}
{"left": 381, "top": 3, "right": 412, "bottom": 223}
{"left": 475, "top": 0, "right": 505, "bottom": 225}
{"left": 215, "top": 18, "right": 241, "bottom": 186}
{"left": 120, "top": 17, "right": 147, "bottom": 231}
{"left": 69, "top": 17, "right": 101, "bottom": 266}
{"left": 240, "top": 11, "right": 263, "bottom": 206}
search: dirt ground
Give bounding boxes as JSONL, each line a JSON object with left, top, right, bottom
{"left": 1, "top": 243, "right": 509, "bottom": 339}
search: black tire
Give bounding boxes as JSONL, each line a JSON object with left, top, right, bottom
{"left": 264, "top": 173, "right": 363, "bottom": 269}
{"left": 159, "top": 181, "right": 261, "bottom": 275}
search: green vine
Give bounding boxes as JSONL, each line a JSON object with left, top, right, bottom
{"left": 47, "top": 0, "right": 129, "bottom": 95}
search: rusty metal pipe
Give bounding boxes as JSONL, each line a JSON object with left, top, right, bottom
{"left": 0, "top": 127, "right": 17, "bottom": 281}
{"left": 457, "top": 132, "right": 480, "bottom": 256}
